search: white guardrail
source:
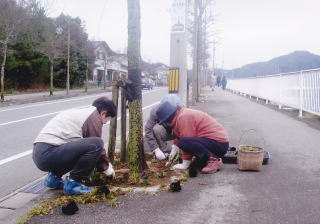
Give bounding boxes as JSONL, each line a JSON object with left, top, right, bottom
{"left": 227, "top": 68, "right": 320, "bottom": 117}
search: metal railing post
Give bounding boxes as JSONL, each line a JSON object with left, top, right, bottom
{"left": 278, "top": 74, "right": 282, "bottom": 109}
{"left": 299, "top": 71, "right": 303, "bottom": 117}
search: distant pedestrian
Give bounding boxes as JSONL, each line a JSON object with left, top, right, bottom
{"left": 210, "top": 74, "right": 217, "bottom": 91}
{"left": 221, "top": 75, "right": 227, "bottom": 90}
{"left": 33, "top": 97, "right": 117, "bottom": 195}
{"left": 156, "top": 103, "right": 229, "bottom": 173}
{"left": 144, "top": 94, "right": 180, "bottom": 160}
{"left": 216, "top": 75, "right": 221, "bottom": 87}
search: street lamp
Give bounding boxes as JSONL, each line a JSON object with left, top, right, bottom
{"left": 55, "top": 22, "right": 70, "bottom": 95}
{"left": 56, "top": 27, "right": 63, "bottom": 35}
{"left": 47, "top": 26, "right": 64, "bottom": 96}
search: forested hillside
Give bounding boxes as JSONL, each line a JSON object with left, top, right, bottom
{"left": 226, "top": 51, "right": 320, "bottom": 78}
{"left": 0, "top": 0, "right": 93, "bottom": 99}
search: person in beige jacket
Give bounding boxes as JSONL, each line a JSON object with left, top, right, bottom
{"left": 33, "top": 97, "right": 116, "bottom": 195}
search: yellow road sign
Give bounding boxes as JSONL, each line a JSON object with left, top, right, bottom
{"left": 169, "top": 68, "right": 179, "bottom": 93}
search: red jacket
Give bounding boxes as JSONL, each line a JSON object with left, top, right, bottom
{"left": 172, "top": 108, "right": 229, "bottom": 160}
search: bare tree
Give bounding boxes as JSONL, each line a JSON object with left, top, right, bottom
{"left": 188, "top": 0, "right": 215, "bottom": 103}
{"left": 199, "top": 5, "right": 215, "bottom": 88}
{"left": 54, "top": 14, "right": 89, "bottom": 91}
{"left": 127, "top": 0, "right": 147, "bottom": 183}
{"left": 84, "top": 40, "right": 95, "bottom": 92}
{"left": 0, "top": 0, "right": 26, "bottom": 101}
{"left": 191, "top": 0, "right": 199, "bottom": 105}
{"left": 36, "top": 18, "right": 65, "bottom": 95}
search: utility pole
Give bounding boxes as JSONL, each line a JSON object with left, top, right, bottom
{"left": 103, "top": 56, "right": 107, "bottom": 90}
{"left": 212, "top": 42, "right": 215, "bottom": 75}
{"left": 66, "top": 20, "right": 70, "bottom": 95}
{"left": 192, "top": 0, "right": 198, "bottom": 105}
{"left": 170, "top": 0, "right": 188, "bottom": 106}
{"left": 85, "top": 40, "right": 88, "bottom": 92}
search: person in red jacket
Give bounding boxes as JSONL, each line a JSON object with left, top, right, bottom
{"left": 156, "top": 102, "right": 229, "bottom": 173}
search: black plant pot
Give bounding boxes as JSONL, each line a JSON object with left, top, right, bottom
{"left": 97, "top": 186, "right": 110, "bottom": 195}
{"left": 62, "top": 199, "right": 79, "bottom": 215}
{"left": 170, "top": 180, "right": 181, "bottom": 192}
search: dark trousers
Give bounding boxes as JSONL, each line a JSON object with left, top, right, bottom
{"left": 33, "top": 137, "right": 103, "bottom": 182}
{"left": 178, "top": 137, "right": 229, "bottom": 160}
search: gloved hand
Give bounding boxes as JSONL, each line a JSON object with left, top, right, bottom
{"left": 172, "top": 160, "right": 191, "bottom": 170}
{"left": 169, "top": 145, "right": 179, "bottom": 161}
{"left": 104, "top": 163, "right": 115, "bottom": 177}
{"left": 154, "top": 148, "right": 166, "bottom": 160}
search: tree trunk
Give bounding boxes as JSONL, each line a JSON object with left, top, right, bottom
{"left": 103, "top": 60, "right": 107, "bottom": 90}
{"left": 1, "top": 42, "right": 8, "bottom": 102}
{"left": 85, "top": 41, "right": 88, "bottom": 93}
{"left": 120, "top": 86, "right": 127, "bottom": 162}
{"left": 66, "top": 21, "right": 70, "bottom": 94}
{"left": 49, "top": 58, "right": 54, "bottom": 96}
{"left": 197, "top": 27, "right": 201, "bottom": 98}
{"left": 197, "top": 0, "right": 202, "bottom": 99}
{"left": 108, "top": 71, "right": 119, "bottom": 163}
{"left": 85, "top": 61, "right": 88, "bottom": 92}
{"left": 192, "top": 0, "right": 199, "bottom": 105}
{"left": 127, "top": 0, "right": 147, "bottom": 183}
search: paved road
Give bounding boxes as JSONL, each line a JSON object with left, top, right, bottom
{"left": 29, "top": 88, "right": 320, "bottom": 224}
{"left": 0, "top": 87, "right": 168, "bottom": 199}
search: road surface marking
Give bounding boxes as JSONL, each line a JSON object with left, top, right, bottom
{"left": 0, "top": 88, "right": 163, "bottom": 113}
{"left": 0, "top": 93, "right": 110, "bottom": 113}
{"left": 0, "top": 106, "right": 90, "bottom": 126}
{"left": 0, "top": 111, "right": 62, "bottom": 126}
{"left": 0, "top": 149, "right": 33, "bottom": 166}
{"left": 0, "top": 89, "right": 165, "bottom": 126}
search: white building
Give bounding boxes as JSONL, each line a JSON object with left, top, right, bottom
{"left": 152, "top": 64, "right": 169, "bottom": 86}
{"left": 91, "top": 41, "right": 169, "bottom": 87}
{"left": 91, "top": 41, "right": 112, "bottom": 82}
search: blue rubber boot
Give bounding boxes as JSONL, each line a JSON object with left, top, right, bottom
{"left": 44, "top": 172, "right": 64, "bottom": 189}
{"left": 63, "top": 178, "right": 92, "bottom": 195}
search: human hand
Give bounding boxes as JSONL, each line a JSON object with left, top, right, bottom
{"left": 104, "top": 163, "right": 115, "bottom": 177}
{"left": 154, "top": 148, "right": 166, "bottom": 160}
{"left": 172, "top": 160, "right": 191, "bottom": 170}
{"left": 169, "top": 145, "right": 179, "bottom": 161}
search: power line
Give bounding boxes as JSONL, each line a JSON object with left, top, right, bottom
{"left": 97, "top": 0, "right": 109, "bottom": 40}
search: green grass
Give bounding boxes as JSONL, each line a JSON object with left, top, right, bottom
{"left": 305, "top": 112, "right": 319, "bottom": 119}
{"left": 154, "top": 172, "right": 167, "bottom": 178}
{"left": 139, "top": 178, "right": 152, "bottom": 185}
{"left": 239, "top": 146, "right": 262, "bottom": 152}
{"left": 5, "top": 89, "right": 14, "bottom": 94}
{"left": 18, "top": 188, "right": 122, "bottom": 224}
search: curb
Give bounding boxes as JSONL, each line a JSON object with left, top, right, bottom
{"left": 0, "top": 175, "right": 49, "bottom": 224}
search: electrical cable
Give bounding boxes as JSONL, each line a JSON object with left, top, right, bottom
{"left": 96, "top": 0, "right": 109, "bottom": 40}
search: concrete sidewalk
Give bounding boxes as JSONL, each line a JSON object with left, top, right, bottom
{"left": 4, "top": 87, "right": 320, "bottom": 224}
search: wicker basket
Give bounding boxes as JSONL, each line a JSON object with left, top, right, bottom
{"left": 237, "top": 145, "right": 264, "bottom": 171}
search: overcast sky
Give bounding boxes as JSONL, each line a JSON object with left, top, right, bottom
{"left": 44, "top": 0, "right": 320, "bottom": 69}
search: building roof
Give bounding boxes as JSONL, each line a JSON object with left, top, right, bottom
{"left": 91, "top": 41, "right": 112, "bottom": 53}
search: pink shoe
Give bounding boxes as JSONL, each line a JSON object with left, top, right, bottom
{"left": 201, "top": 157, "right": 223, "bottom": 174}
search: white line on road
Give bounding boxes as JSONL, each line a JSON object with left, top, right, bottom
{"left": 0, "top": 149, "right": 32, "bottom": 166}
{"left": 0, "top": 89, "right": 165, "bottom": 126}
{"left": 0, "top": 93, "right": 110, "bottom": 113}
{"left": 0, "top": 106, "right": 90, "bottom": 126}
{"left": 0, "top": 111, "right": 62, "bottom": 126}
{"left": 0, "top": 101, "right": 160, "bottom": 166}
{"left": 0, "top": 88, "right": 163, "bottom": 113}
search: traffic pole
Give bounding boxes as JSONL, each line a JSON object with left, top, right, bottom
{"left": 170, "top": 0, "right": 188, "bottom": 106}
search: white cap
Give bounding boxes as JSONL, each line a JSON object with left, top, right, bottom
{"left": 160, "top": 94, "right": 181, "bottom": 107}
